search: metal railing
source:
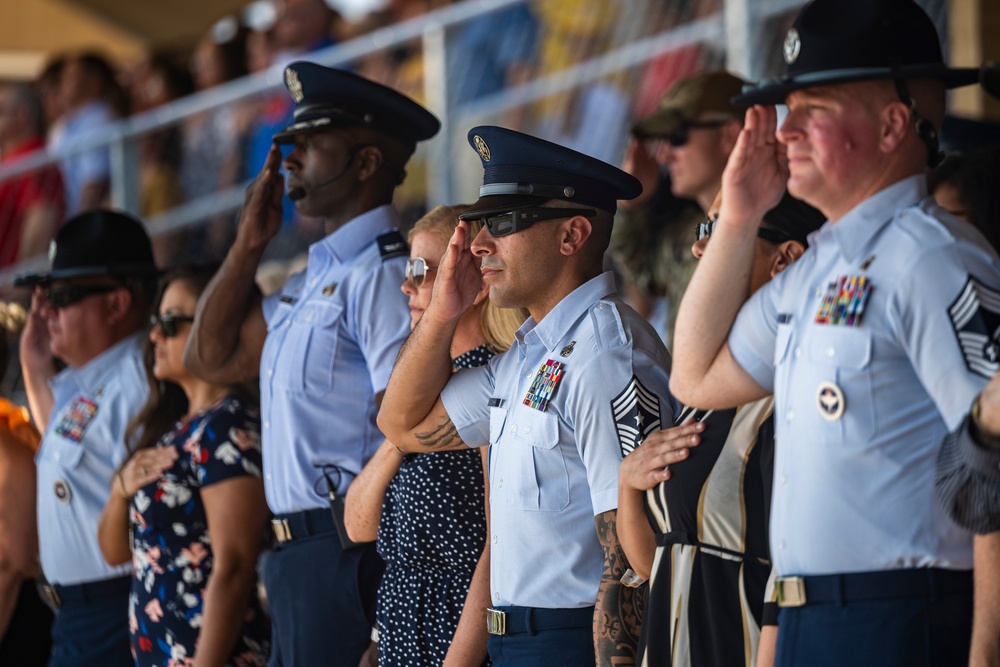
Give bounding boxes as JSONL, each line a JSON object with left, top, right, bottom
{"left": 0, "top": 0, "right": 811, "bottom": 284}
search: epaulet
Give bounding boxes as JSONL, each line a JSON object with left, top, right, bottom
{"left": 376, "top": 230, "right": 409, "bottom": 261}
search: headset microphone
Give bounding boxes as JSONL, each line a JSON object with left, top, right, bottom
{"left": 287, "top": 144, "right": 368, "bottom": 202}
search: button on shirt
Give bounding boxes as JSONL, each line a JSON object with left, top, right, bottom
{"left": 36, "top": 333, "right": 147, "bottom": 585}
{"left": 441, "top": 272, "right": 675, "bottom": 608}
{"left": 729, "top": 175, "right": 1000, "bottom": 576}
{"left": 260, "top": 205, "right": 410, "bottom": 514}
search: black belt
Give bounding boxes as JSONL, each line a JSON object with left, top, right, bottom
{"left": 49, "top": 575, "right": 131, "bottom": 607}
{"left": 271, "top": 508, "right": 336, "bottom": 543}
{"left": 775, "top": 568, "right": 972, "bottom": 608}
{"left": 486, "top": 605, "right": 594, "bottom": 636}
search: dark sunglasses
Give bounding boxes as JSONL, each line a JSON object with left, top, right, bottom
{"left": 475, "top": 208, "right": 597, "bottom": 238}
{"left": 696, "top": 216, "right": 795, "bottom": 245}
{"left": 646, "top": 119, "right": 732, "bottom": 150}
{"left": 150, "top": 313, "right": 195, "bottom": 338}
{"left": 404, "top": 257, "right": 438, "bottom": 289}
{"left": 44, "top": 284, "right": 120, "bottom": 310}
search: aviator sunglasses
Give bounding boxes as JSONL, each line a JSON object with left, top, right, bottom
{"left": 696, "top": 215, "right": 795, "bottom": 245}
{"left": 474, "top": 208, "right": 597, "bottom": 238}
{"left": 405, "top": 257, "right": 438, "bottom": 289}
{"left": 44, "top": 284, "right": 120, "bottom": 310}
{"left": 150, "top": 313, "right": 195, "bottom": 338}
{"left": 644, "top": 119, "right": 732, "bottom": 150}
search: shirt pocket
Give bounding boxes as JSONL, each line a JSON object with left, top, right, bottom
{"left": 272, "top": 300, "right": 345, "bottom": 396}
{"left": 42, "top": 436, "right": 85, "bottom": 470}
{"left": 505, "top": 406, "right": 568, "bottom": 512}
{"left": 805, "top": 327, "right": 875, "bottom": 443}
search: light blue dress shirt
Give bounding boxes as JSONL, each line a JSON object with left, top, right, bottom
{"left": 36, "top": 333, "right": 147, "bottom": 585}
{"left": 729, "top": 175, "right": 1000, "bottom": 577}
{"left": 442, "top": 272, "right": 676, "bottom": 608}
{"left": 260, "top": 205, "right": 410, "bottom": 515}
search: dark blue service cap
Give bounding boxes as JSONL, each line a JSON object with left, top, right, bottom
{"left": 461, "top": 126, "right": 643, "bottom": 218}
{"left": 13, "top": 209, "right": 157, "bottom": 287}
{"left": 735, "top": 0, "right": 981, "bottom": 106}
{"left": 273, "top": 61, "right": 440, "bottom": 150}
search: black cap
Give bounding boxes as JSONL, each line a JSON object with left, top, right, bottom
{"left": 13, "top": 210, "right": 157, "bottom": 287}
{"left": 735, "top": 0, "right": 981, "bottom": 106}
{"left": 763, "top": 191, "right": 827, "bottom": 247}
{"left": 272, "top": 62, "right": 440, "bottom": 151}
{"left": 460, "top": 126, "right": 643, "bottom": 218}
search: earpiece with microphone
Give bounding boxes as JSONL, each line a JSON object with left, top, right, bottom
{"left": 287, "top": 143, "right": 369, "bottom": 202}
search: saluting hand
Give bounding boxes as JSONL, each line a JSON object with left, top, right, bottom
{"left": 719, "top": 105, "right": 788, "bottom": 229}
{"left": 428, "top": 220, "right": 485, "bottom": 323}
{"left": 619, "top": 138, "right": 660, "bottom": 211}
{"left": 19, "top": 288, "right": 54, "bottom": 376}
{"left": 619, "top": 421, "right": 704, "bottom": 491}
{"left": 235, "top": 143, "right": 285, "bottom": 254}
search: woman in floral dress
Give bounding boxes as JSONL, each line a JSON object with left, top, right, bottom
{"left": 98, "top": 266, "right": 269, "bottom": 666}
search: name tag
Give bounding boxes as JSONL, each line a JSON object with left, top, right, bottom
{"left": 488, "top": 398, "right": 504, "bottom": 408}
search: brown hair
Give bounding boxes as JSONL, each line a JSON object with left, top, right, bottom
{"left": 409, "top": 205, "right": 528, "bottom": 353}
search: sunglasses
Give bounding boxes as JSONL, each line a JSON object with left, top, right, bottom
{"left": 474, "top": 208, "right": 597, "bottom": 237}
{"left": 150, "top": 313, "right": 195, "bottom": 338}
{"left": 645, "top": 119, "right": 732, "bottom": 150}
{"left": 44, "top": 284, "right": 120, "bottom": 310}
{"left": 696, "top": 215, "right": 795, "bottom": 245}
{"left": 405, "top": 257, "right": 438, "bottom": 289}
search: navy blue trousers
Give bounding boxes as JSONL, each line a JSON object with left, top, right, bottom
{"left": 47, "top": 587, "right": 131, "bottom": 667}
{"left": 775, "top": 585, "right": 972, "bottom": 666}
{"left": 488, "top": 627, "right": 595, "bottom": 667}
{"left": 264, "top": 531, "right": 382, "bottom": 667}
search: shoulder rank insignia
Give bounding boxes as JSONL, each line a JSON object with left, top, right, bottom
{"left": 612, "top": 375, "right": 662, "bottom": 457}
{"left": 523, "top": 360, "right": 564, "bottom": 412}
{"left": 814, "top": 275, "right": 872, "bottom": 326}
{"left": 376, "top": 231, "right": 409, "bottom": 261}
{"left": 322, "top": 282, "right": 337, "bottom": 297}
{"left": 560, "top": 341, "right": 576, "bottom": 357}
{"left": 948, "top": 277, "right": 1000, "bottom": 379}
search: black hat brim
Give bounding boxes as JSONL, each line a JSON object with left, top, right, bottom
{"left": 734, "top": 65, "right": 982, "bottom": 106}
{"left": 13, "top": 265, "right": 159, "bottom": 288}
{"left": 459, "top": 195, "right": 552, "bottom": 221}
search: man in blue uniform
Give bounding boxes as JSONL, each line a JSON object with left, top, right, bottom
{"left": 184, "top": 63, "right": 438, "bottom": 667}
{"left": 16, "top": 210, "right": 158, "bottom": 667}
{"left": 669, "top": 0, "right": 1000, "bottom": 665}
{"left": 378, "top": 126, "right": 682, "bottom": 666}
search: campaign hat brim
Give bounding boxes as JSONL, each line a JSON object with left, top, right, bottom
{"left": 734, "top": 64, "right": 982, "bottom": 106}
{"left": 14, "top": 264, "right": 160, "bottom": 288}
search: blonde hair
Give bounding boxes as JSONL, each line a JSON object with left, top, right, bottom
{"left": 0, "top": 303, "right": 26, "bottom": 339}
{"left": 409, "top": 205, "right": 528, "bottom": 354}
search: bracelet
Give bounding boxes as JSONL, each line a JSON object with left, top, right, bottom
{"left": 116, "top": 471, "right": 133, "bottom": 501}
{"left": 970, "top": 393, "right": 1000, "bottom": 451}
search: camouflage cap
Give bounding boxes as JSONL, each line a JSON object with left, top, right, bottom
{"left": 632, "top": 70, "right": 747, "bottom": 139}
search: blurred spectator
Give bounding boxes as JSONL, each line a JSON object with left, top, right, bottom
{"left": 272, "top": 0, "right": 338, "bottom": 62}
{"left": 48, "top": 53, "right": 124, "bottom": 214}
{"left": 36, "top": 57, "right": 67, "bottom": 138}
{"left": 0, "top": 83, "right": 66, "bottom": 268}
{"left": 929, "top": 146, "right": 1000, "bottom": 252}
{"left": 0, "top": 302, "right": 53, "bottom": 667}
{"left": 97, "top": 265, "right": 269, "bottom": 667}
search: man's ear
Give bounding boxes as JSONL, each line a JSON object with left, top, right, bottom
{"left": 355, "top": 145, "right": 384, "bottom": 182}
{"left": 558, "top": 215, "right": 593, "bottom": 257}
{"left": 770, "top": 240, "right": 806, "bottom": 278}
{"left": 105, "top": 286, "right": 134, "bottom": 325}
{"left": 879, "top": 101, "right": 911, "bottom": 155}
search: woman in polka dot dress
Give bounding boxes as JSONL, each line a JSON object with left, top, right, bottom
{"left": 345, "top": 206, "right": 527, "bottom": 667}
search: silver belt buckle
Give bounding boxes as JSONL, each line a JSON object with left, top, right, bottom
{"left": 271, "top": 518, "right": 292, "bottom": 543}
{"left": 775, "top": 576, "right": 807, "bottom": 607}
{"left": 486, "top": 607, "right": 507, "bottom": 635}
{"left": 39, "top": 583, "right": 61, "bottom": 610}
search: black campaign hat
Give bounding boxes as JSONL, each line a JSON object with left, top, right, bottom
{"left": 735, "top": 0, "right": 981, "bottom": 106}
{"left": 13, "top": 210, "right": 157, "bottom": 287}
{"left": 460, "top": 126, "right": 643, "bottom": 218}
{"left": 272, "top": 62, "right": 440, "bottom": 151}
{"left": 763, "top": 191, "right": 827, "bottom": 247}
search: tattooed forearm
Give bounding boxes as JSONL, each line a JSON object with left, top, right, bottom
{"left": 414, "top": 415, "right": 462, "bottom": 450}
{"left": 594, "top": 509, "right": 645, "bottom": 667}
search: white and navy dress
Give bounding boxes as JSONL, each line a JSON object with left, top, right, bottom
{"left": 376, "top": 345, "right": 493, "bottom": 667}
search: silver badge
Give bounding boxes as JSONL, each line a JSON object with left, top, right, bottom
{"left": 816, "top": 381, "right": 845, "bottom": 421}
{"left": 473, "top": 135, "right": 491, "bottom": 162}
{"left": 783, "top": 28, "right": 801, "bottom": 65}
{"left": 48, "top": 240, "right": 57, "bottom": 263}
{"left": 54, "top": 480, "right": 72, "bottom": 504}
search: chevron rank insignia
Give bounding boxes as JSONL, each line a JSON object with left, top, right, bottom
{"left": 949, "top": 277, "right": 1000, "bottom": 379}
{"left": 611, "top": 375, "right": 661, "bottom": 457}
